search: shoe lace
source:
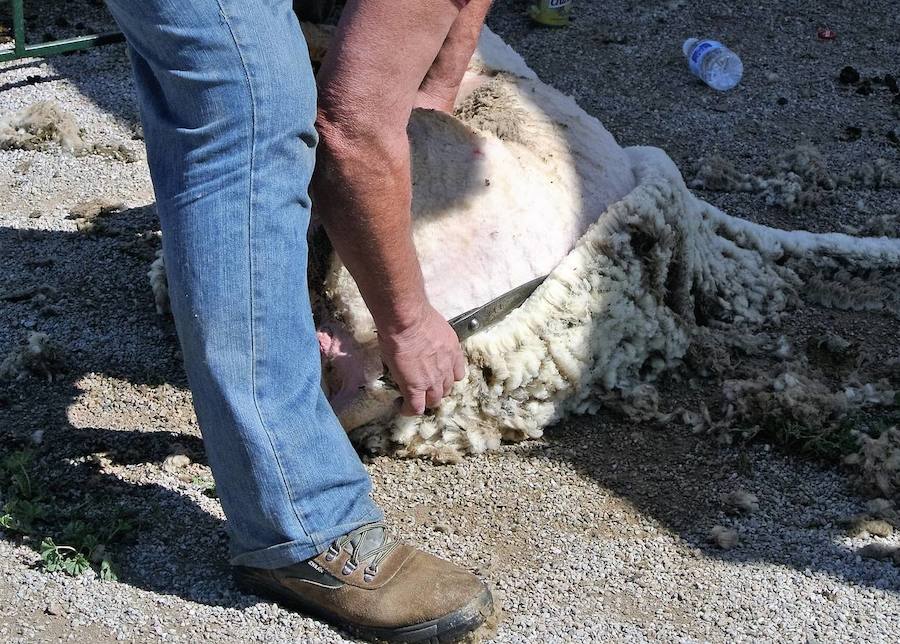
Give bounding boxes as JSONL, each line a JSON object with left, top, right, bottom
{"left": 324, "top": 522, "right": 399, "bottom": 582}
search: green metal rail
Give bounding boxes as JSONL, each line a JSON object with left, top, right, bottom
{"left": 0, "top": 0, "right": 123, "bottom": 63}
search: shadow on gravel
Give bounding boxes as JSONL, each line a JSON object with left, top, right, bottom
{"left": 2, "top": 211, "right": 897, "bottom": 606}
{"left": 0, "top": 214, "right": 243, "bottom": 606}
{"left": 533, "top": 416, "right": 900, "bottom": 593}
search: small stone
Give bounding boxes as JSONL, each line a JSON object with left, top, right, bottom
{"left": 887, "top": 128, "right": 900, "bottom": 147}
{"left": 838, "top": 66, "right": 860, "bottom": 84}
{"left": 840, "top": 126, "right": 862, "bottom": 142}
{"left": 28, "top": 210, "right": 42, "bottom": 219}
{"left": 776, "top": 97, "right": 788, "bottom": 106}
{"left": 883, "top": 74, "right": 899, "bottom": 93}
{"left": 433, "top": 523, "right": 454, "bottom": 536}
{"left": 44, "top": 603, "right": 64, "bottom": 616}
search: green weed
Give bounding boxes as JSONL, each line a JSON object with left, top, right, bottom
{"left": 0, "top": 449, "right": 132, "bottom": 581}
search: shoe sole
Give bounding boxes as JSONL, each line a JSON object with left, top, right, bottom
{"left": 234, "top": 569, "right": 494, "bottom": 643}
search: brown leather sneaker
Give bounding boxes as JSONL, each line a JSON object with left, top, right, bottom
{"left": 234, "top": 522, "right": 493, "bottom": 643}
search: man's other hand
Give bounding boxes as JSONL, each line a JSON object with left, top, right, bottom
{"left": 378, "top": 304, "right": 466, "bottom": 416}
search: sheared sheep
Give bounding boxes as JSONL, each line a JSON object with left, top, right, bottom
{"left": 150, "top": 27, "right": 900, "bottom": 466}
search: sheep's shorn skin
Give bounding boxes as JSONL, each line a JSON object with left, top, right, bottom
{"left": 323, "top": 29, "right": 900, "bottom": 461}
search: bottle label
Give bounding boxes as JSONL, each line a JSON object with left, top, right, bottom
{"left": 688, "top": 39, "right": 722, "bottom": 76}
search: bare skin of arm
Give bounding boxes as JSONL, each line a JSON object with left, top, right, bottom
{"left": 415, "top": 0, "right": 494, "bottom": 112}
{"left": 313, "top": 0, "right": 492, "bottom": 415}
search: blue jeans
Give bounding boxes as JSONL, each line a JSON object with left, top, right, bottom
{"left": 104, "top": 0, "right": 383, "bottom": 568}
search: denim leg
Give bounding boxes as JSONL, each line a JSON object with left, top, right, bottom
{"left": 104, "top": 0, "right": 383, "bottom": 568}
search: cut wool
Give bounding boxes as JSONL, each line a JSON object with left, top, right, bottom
{"left": 162, "top": 454, "right": 191, "bottom": 472}
{"left": 0, "top": 101, "right": 84, "bottom": 153}
{"left": 846, "top": 427, "right": 900, "bottom": 497}
{"left": 0, "top": 101, "right": 135, "bottom": 160}
{"left": 709, "top": 526, "right": 740, "bottom": 550}
{"left": 0, "top": 332, "right": 64, "bottom": 382}
{"left": 848, "top": 519, "right": 893, "bottom": 538}
{"left": 67, "top": 198, "right": 125, "bottom": 234}
{"left": 148, "top": 249, "right": 169, "bottom": 315}
{"left": 691, "top": 144, "right": 900, "bottom": 212}
{"left": 723, "top": 489, "right": 759, "bottom": 514}
{"left": 844, "top": 213, "right": 900, "bottom": 239}
{"left": 866, "top": 498, "right": 898, "bottom": 520}
{"left": 858, "top": 543, "right": 900, "bottom": 565}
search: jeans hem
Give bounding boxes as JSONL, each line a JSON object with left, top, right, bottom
{"left": 228, "top": 508, "right": 384, "bottom": 569}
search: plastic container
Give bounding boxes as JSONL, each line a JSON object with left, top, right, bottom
{"left": 683, "top": 38, "right": 744, "bottom": 91}
{"left": 528, "top": 0, "right": 573, "bottom": 27}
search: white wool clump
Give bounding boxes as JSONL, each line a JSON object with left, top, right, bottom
{"left": 148, "top": 250, "right": 170, "bottom": 315}
{"left": 0, "top": 101, "right": 84, "bottom": 153}
{"left": 724, "top": 489, "right": 759, "bottom": 514}
{"left": 715, "top": 365, "right": 896, "bottom": 446}
{"left": 846, "top": 426, "right": 900, "bottom": 497}
{"left": 709, "top": 525, "right": 740, "bottom": 550}
{"left": 691, "top": 144, "right": 900, "bottom": 212}
{"left": 162, "top": 453, "right": 191, "bottom": 472}
{"left": 0, "top": 101, "right": 136, "bottom": 160}
{"left": 0, "top": 332, "right": 64, "bottom": 382}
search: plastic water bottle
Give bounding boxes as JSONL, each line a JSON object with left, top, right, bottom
{"left": 682, "top": 38, "right": 743, "bottom": 91}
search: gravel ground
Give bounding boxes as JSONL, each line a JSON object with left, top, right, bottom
{"left": 2, "top": 1, "right": 899, "bottom": 642}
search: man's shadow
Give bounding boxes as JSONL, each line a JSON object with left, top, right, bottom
{"left": 0, "top": 211, "right": 251, "bottom": 607}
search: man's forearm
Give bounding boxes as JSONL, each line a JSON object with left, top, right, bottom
{"left": 312, "top": 0, "right": 463, "bottom": 333}
{"left": 314, "top": 121, "right": 425, "bottom": 333}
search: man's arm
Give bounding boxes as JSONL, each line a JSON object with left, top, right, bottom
{"left": 416, "top": 0, "right": 494, "bottom": 112}
{"left": 312, "top": 0, "right": 488, "bottom": 415}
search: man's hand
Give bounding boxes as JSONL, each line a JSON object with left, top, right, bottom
{"left": 379, "top": 304, "right": 466, "bottom": 415}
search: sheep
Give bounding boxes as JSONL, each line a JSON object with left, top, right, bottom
{"left": 149, "top": 27, "right": 900, "bottom": 467}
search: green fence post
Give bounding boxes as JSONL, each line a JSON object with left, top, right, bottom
{"left": 0, "top": 0, "right": 125, "bottom": 63}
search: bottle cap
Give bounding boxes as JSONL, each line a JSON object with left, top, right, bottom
{"left": 682, "top": 38, "right": 698, "bottom": 57}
